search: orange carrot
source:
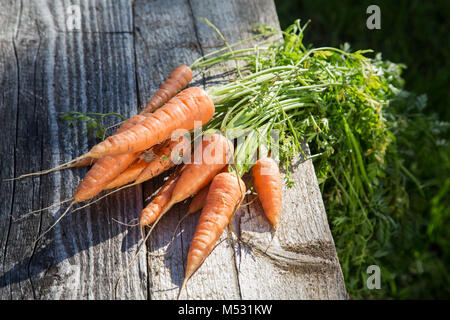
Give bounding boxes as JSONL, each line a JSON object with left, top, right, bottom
{"left": 104, "top": 157, "right": 149, "bottom": 190}
{"left": 161, "top": 133, "right": 233, "bottom": 216}
{"left": 74, "top": 65, "right": 191, "bottom": 166}
{"left": 60, "top": 66, "right": 191, "bottom": 170}
{"left": 187, "top": 184, "right": 210, "bottom": 215}
{"left": 71, "top": 84, "right": 203, "bottom": 201}
{"left": 179, "top": 172, "right": 246, "bottom": 296}
{"left": 139, "top": 169, "right": 182, "bottom": 227}
{"left": 11, "top": 66, "right": 191, "bottom": 180}
{"left": 74, "top": 67, "right": 193, "bottom": 200}
{"left": 81, "top": 137, "right": 188, "bottom": 208}
{"left": 115, "top": 113, "right": 149, "bottom": 131}
{"left": 102, "top": 142, "right": 173, "bottom": 191}
{"left": 141, "top": 65, "right": 193, "bottom": 114}
{"left": 69, "top": 114, "right": 149, "bottom": 169}
{"left": 251, "top": 156, "right": 282, "bottom": 228}
{"left": 187, "top": 165, "right": 229, "bottom": 214}
{"left": 23, "top": 68, "right": 193, "bottom": 244}
{"left": 101, "top": 144, "right": 163, "bottom": 191}
{"left": 87, "top": 87, "right": 215, "bottom": 158}
{"left": 74, "top": 152, "right": 142, "bottom": 202}
{"left": 70, "top": 113, "right": 161, "bottom": 202}
{"left": 152, "top": 166, "right": 230, "bottom": 259}
{"left": 9, "top": 113, "right": 149, "bottom": 181}
{"left": 135, "top": 135, "right": 190, "bottom": 184}
{"left": 18, "top": 114, "right": 153, "bottom": 242}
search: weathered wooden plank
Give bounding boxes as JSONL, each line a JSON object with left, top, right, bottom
{"left": 133, "top": 0, "right": 241, "bottom": 300}
{"left": 0, "top": 0, "right": 146, "bottom": 299}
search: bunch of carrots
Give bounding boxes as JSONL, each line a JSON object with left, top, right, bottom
{"left": 11, "top": 18, "right": 423, "bottom": 299}
{"left": 13, "top": 60, "right": 283, "bottom": 297}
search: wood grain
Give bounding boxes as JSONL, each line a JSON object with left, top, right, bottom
{"left": 0, "top": 0, "right": 348, "bottom": 300}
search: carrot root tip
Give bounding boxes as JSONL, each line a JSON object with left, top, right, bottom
{"left": 177, "top": 278, "right": 189, "bottom": 300}
{"left": 5, "top": 155, "right": 89, "bottom": 181}
{"left": 33, "top": 200, "right": 76, "bottom": 246}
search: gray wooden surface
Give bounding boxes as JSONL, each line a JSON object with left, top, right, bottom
{"left": 0, "top": 0, "right": 348, "bottom": 300}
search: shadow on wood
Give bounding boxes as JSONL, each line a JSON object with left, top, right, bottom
{"left": 0, "top": 187, "right": 142, "bottom": 292}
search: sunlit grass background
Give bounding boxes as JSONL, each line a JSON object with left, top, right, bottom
{"left": 274, "top": 0, "right": 449, "bottom": 299}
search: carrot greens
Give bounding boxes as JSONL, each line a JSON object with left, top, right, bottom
{"left": 60, "top": 111, "right": 127, "bottom": 140}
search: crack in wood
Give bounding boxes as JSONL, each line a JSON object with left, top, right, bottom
{"left": 4, "top": 0, "right": 23, "bottom": 300}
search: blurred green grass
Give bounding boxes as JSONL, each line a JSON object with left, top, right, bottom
{"left": 274, "top": 0, "right": 449, "bottom": 299}
{"left": 275, "top": 0, "right": 449, "bottom": 121}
